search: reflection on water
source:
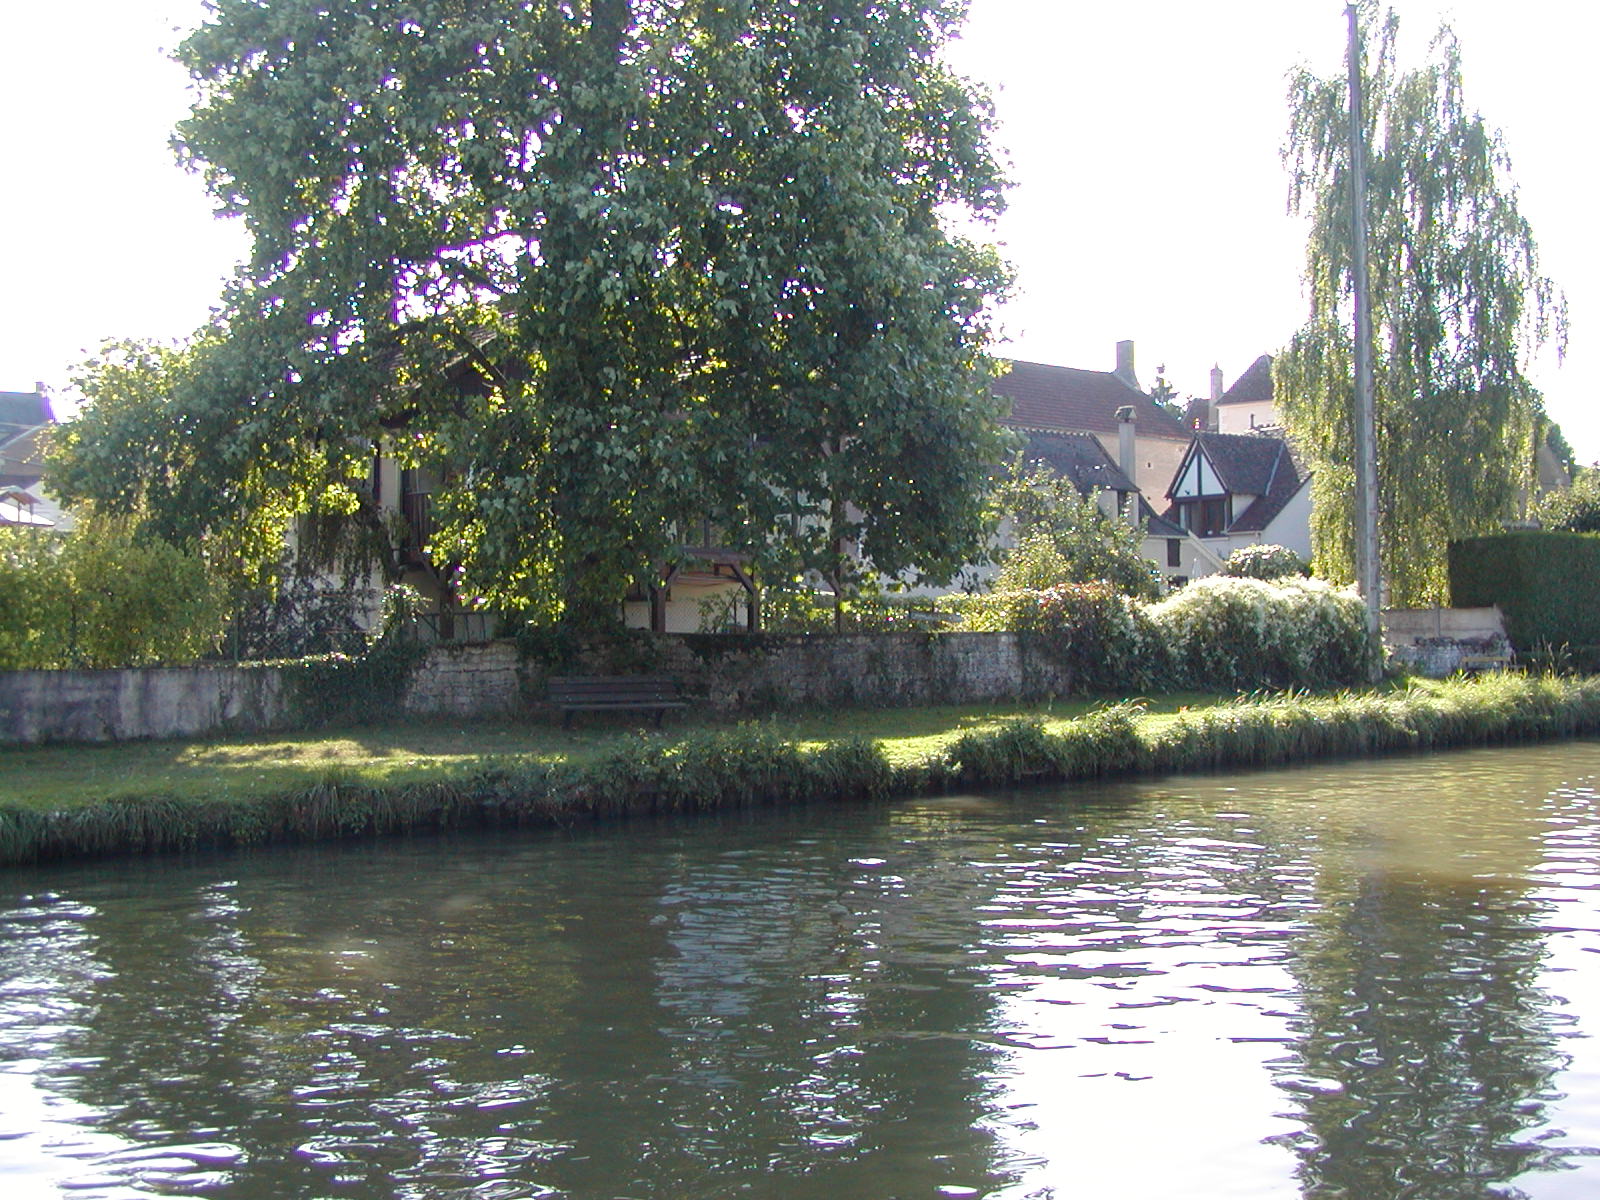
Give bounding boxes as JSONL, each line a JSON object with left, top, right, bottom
{"left": 2, "top": 742, "right": 1599, "bottom": 1198}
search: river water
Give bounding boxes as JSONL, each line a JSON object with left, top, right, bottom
{"left": 3, "top": 742, "right": 1600, "bottom": 1199}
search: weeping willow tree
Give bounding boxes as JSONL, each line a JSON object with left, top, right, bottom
{"left": 1276, "top": 6, "right": 1565, "bottom": 607}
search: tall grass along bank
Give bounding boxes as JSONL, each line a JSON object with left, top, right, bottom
{"left": 4, "top": 673, "right": 1599, "bottom": 866}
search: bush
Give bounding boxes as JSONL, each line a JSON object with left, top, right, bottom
{"left": 1533, "top": 470, "right": 1600, "bottom": 533}
{"left": 1147, "top": 575, "right": 1375, "bottom": 690}
{"left": 957, "top": 581, "right": 1165, "bottom": 691}
{"left": 955, "top": 574, "right": 1375, "bottom": 693}
{"left": 718, "top": 586, "right": 953, "bottom": 634}
{"left": 1219, "top": 544, "right": 1309, "bottom": 580}
{"left": 0, "top": 521, "right": 229, "bottom": 669}
{"left": 991, "top": 464, "right": 1163, "bottom": 601}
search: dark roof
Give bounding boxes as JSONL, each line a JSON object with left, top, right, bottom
{"left": 0, "top": 390, "right": 52, "bottom": 438}
{"left": 1215, "top": 355, "right": 1274, "bottom": 405}
{"left": 1021, "top": 430, "right": 1137, "bottom": 496}
{"left": 1139, "top": 497, "right": 1185, "bottom": 537}
{"left": 1164, "top": 431, "right": 1309, "bottom": 534}
{"left": 992, "top": 360, "right": 1190, "bottom": 441}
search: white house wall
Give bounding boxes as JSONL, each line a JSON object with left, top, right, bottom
{"left": 1132, "top": 435, "right": 1189, "bottom": 499}
{"left": 1216, "top": 399, "right": 1278, "bottom": 434}
{"left": 1172, "top": 449, "right": 1221, "bottom": 500}
{"left": 1260, "top": 482, "right": 1315, "bottom": 561}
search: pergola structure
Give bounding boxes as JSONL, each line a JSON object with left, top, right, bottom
{"left": 649, "top": 546, "right": 760, "bottom": 633}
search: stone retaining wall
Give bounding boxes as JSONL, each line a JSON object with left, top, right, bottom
{"left": 0, "top": 633, "right": 1075, "bottom": 745}
{"left": 0, "top": 666, "right": 291, "bottom": 745}
{"left": 1382, "top": 606, "right": 1514, "bottom": 677}
{"left": 400, "top": 640, "right": 527, "bottom": 716}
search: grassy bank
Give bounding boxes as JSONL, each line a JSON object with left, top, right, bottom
{"left": 2, "top": 673, "right": 1597, "bottom": 866}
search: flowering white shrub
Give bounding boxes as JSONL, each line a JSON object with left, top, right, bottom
{"left": 1219, "top": 543, "right": 1309, "bottom": 581}
{"left": 1148, "top": 575, "right": 1374, "bottom": 689}
{"left": 952, "top": 573, "right": 1374, "bottom": 693}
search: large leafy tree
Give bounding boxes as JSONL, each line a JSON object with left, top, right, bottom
{"left": 57, "top": 0, "right": 1010, "bottom": 625}
{"left": 989, "top": 462, "right": 1161, "bottom": 601}
{"left": 1276, "top": 6, "right": 1565, "bottom": 607}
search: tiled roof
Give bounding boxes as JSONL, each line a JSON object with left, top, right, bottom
{"left": 0, "top": 390, "right": 52, "bottom": 437}
{"left": 1021, "top": 430, "right": 1138, "bottom": 496}
{"left": 992, "top": 360, "right": 1191, "bottom": 441}
{"left": 1216, "top": 355, "right": 1273, "bottom": 405}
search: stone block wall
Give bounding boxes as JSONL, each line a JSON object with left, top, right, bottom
{"left": 400, "top": 640, "right": 526, "bottom": 716}
{"left": 0, "top": 633, "right": 1080, "bottom": 744}
{"left": 614, "top": 633, "right": 1074, "bottom": 713}
{"left": 0, "top": 666, "right": 291, "bottom": 745}
{"left": 1382, "top": 607, "right": 1513, "bottom": 677}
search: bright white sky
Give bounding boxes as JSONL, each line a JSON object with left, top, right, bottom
{"left": 2, "top": 1, "right": 1595, "bottom": 455}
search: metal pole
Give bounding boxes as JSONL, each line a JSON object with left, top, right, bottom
{"left": 1347, "top": 4, "right": 1383, "bottom": 660}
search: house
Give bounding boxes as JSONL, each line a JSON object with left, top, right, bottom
{"left": 991, "top": 342, "right": 1194, "bottom": 497}
{"left": 983, "top": 347, "right": 1316, "bottom": 589}
{"left": 1019, "top": 429, "right": 1141, "bottom": 517}
{"left": 1161, "top": 431, "right": 1312, "bottom": 575}
{"left": 0, "top": 387, "right": 67, "bottom": 530}
{"left": 0, "top": 486, "right": 54, "bottom": 528}
{"left": 1211, "top": 354, "right": 1280, "bottom": 434}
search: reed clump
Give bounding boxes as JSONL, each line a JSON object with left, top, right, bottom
{"left": 3, "top": 674, "right": 1597, "bottom": 866}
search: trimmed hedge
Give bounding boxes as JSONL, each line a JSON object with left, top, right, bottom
{"left": 5, "top": 674, "right": 1598, "bottom": 866}
{"left": 1449, "top": 531, "right": 1600, "bottom": 648}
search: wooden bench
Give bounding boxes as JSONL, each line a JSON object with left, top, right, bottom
{"left": 547, "top": 675, "right": 688, "bottom": 728}
{"left": 1459, "top": 653, "right": 1516, "bottom": 674}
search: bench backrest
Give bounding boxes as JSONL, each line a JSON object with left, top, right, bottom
{"left": 548, "top": 675, "right": 682, "bottom": 703}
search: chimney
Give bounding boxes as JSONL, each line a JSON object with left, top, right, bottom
{"left": 1208, "top": 365, "right": 1224, "bottom": 431}
{"left": 1114, "top": 339, "right": 1138, "bottom": 389}
{"left": 1115, "top": 404, "right": 1137, "bottom": 496}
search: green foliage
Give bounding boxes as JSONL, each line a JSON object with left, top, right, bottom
{"left": 1220, "top": 543, "right": 1309, "bottom": 580}
{"left": 957, "top": 581, "right": 1165, "bottom": 692}
{"left": 287, "top": 633, "right": 430, "bottom": 728}
{"left": 1149, "top": 576, "right": 1376, "bottom": 691}
{"left": 0, "top": 521, "right": 229, "bottom": 669}
{"left": 231, "top": 575, "right": 375, "bottom": 659}
{"left": 1145, "top": 673, "right": 1600, "bottom": 772}
{"left": 53, "top": 1, "right": 1013, "bottom": 629}
{"left": 1278, "top": 7, "right": 1566, "bottom": 606}
{"left": 50, "top": 338, "right": 378, "bottom": 593}
{"left": 379, "top": 583, "right": 429, "bottom": 637}
{"left": 1533, "top": 470, "right": 1600, "bottom": 533}
{"left": 1543, "top": 420, "right": 1579, "bottom": 481}
{"left": 1147, "top": 365, "right": 1184, "bottom": 420}
{"left": 957, "top": 575, "right": 1374, "bottom": 693}
{"left": 558, "top": 723, "right": 894, "bottom": 815}
{"left": 944, "top": 704, "right": 1142, "bottom": 783}
{"left": 991, "top": 462, "right": 1161, "bottom": 600}
{"left": 10, "top": 673, "right": 1600, "bottom": 865}
{"left": 994, "top": 532, "right": 1074, "bottom": 591}
{"left": 1449, "top": 531, "right": 1600, "bottom": 649}
{"left": 720, "top": 586, "right": 952, "bottom": 635}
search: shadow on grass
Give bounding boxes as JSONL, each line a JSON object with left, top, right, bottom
{"left": 0, "top": 690, "right": 1256, "bottom": 811}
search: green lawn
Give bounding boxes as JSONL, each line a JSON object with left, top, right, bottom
{"left": 0, "top": 692, "right": 1228, "bottom": 811}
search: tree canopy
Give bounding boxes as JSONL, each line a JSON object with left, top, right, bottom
{"left": 1276, "top": 5, "right": 1565, "bottom": 607}
{"left": 0, "top": 518, "right": 229, "bottom": 669}
{"left": 990, "top": 461, "right": 1161, "bottom": 601}
{"left": 56, "top": 0, "right": 1011, "bottom": 625}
